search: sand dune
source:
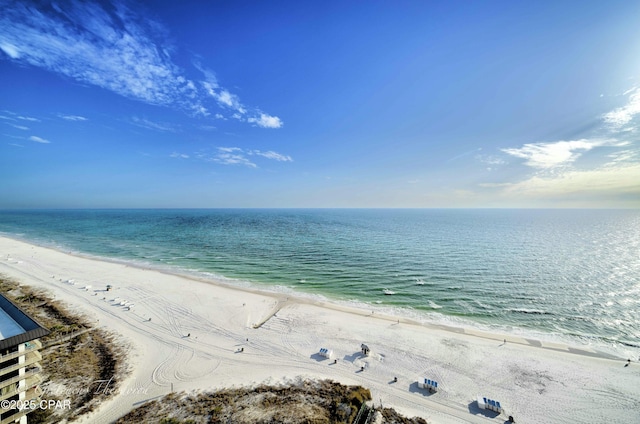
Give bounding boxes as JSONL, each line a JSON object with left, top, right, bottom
{"left": 1, "top": 236, "right": 639, "bottom": 424}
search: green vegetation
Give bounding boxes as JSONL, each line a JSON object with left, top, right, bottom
{"left": 117, "top": 380, "right": 372, "bottom": 424}
{"left": 0, "top": 275, "right": 128, "bottom": 423}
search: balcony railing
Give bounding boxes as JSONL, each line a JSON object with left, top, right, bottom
{"left": 0, "top": 407, "right": 29, "bottom": 424}
{"left": 0, "top": 350, "right": 42, "bottom": 378}
{"left": 0, "top": 367, "right": 42, "bottom": 391}
{"left": 0, "top": 387, "right": 41, "bottom": 412}
{"left": 0, "top": 340, "right": 42, "bottom": 363}
{"left": 0, "top": 374, "right": 43, "bottom": 401}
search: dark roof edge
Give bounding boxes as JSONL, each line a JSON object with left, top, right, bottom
{"left": 0, "top": 328, "right": 50, "bottom": 350}
{"left": 0, "top": 293, "right": 50, "bottom": 349}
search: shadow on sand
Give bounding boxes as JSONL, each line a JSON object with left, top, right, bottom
{"left": 132, "top": 395, "right": 165, "bottom": 406}
{"left": 310, "top": 353, "right": 330, "bottom": 362}
{"left": 408, "top": 382, "right": 436, "bottom": 397}
{"left": 467, "top": 401, "right": 501, "bottom": 418}
{"left": 343, "top": 351, "right": 365, "bottom": 362}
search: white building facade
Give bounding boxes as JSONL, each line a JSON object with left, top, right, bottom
{"left": 0, "top": 295, "right": 49, "bottom": 424}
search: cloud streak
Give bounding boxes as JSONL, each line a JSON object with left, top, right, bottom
{"left": 481, "top": 163, "right": 640, "bottom": 207}
{"left": 212, "top": 147, "right": 293, "bottom": 168}
{"left": 603, "top": 87, "right": 640, "bottom": 130}
{"left": 170, "top": 152, "right": 189, "bottom": 159}
{"left": 130, "top": 116, "right": 177, "bottom": 132}
{"left": 60, "top": 114, "right": 88, "bottom": 121}
{"left": 490, "top": 85, "right": 640, "bottom": 206}
{"left": 0, "top": 0, "right": 282, "bottom": 127}
{"left": 502, "top": 83, "right": 640, "bottom": 172}
{"left": 0, "top": 1, "right": 196, "bottom": 108}
{"left": 250, "top": 150, "right": 293, "bottom": 162}
{"left": 501, "top": 139, "right": 620, "bottom": 169}
{"left": 7, "top": 124, "right": 28, "bottom": 130}
{"left": 29, "top": 135, "right": 50, "bottom": 144}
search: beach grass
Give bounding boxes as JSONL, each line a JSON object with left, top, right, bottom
{"left": 0, "top": 275, "right": 128, "bottom": 423}
{"left": 116, "top": 380, "right": 380, "bottom": 424}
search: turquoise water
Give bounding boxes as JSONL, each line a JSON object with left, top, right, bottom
{"left": 1, "top": 209, "right": 639, "bottom": 357}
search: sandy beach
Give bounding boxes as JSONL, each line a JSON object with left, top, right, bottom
{"left": 1, "top": 235, "right": 638, "bottom": 424}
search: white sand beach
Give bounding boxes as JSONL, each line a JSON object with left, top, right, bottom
{"left": 1, "top": 235, "right": 639, "bottom": 424}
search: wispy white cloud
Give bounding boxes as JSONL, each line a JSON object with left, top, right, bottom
{"left": 212, "top": 146, "right": 292, "bottom": 168}
{"left": 501, "top": 139, "right": 622, "bottom": 169}
{"left": 503, "top": 84, "right": 639, "bottom": 172}
{"left": 0, "top": 41, "right": 19, "bottom": 58}
{"left": 0, "top": 0, "right": 282, "bottom": 127}
{"left": 170, "top": 152, "right": 189, "bottom": 159}
{"left": 603, "top": 87, "right": 640, "bottom": 130}
{"left": 249, "top": 150, "right": 292, "bottom": 162}
{"left": 490, "top": 84, "right": 640, "bottom": 206}
{"left": 0, "top": 111, "right": 39, "bottom": 122}
{"left": 218, "top": 147, "right": 243, "bottom": 153}
{"left": 213, "top": 147, "right": 257, "bottom": 168}
{"left": 480, "top": 163, "right": 640, "bottom": 206}
{"left": 0, "top": 1, "right": 198, "bottom": 109}
{"left": 605, "top": 149, "right": 638, "bottom": 165}
{"left": 130, "top": 116, "right": 177, "bottom": 132}
{"left": 202, "top": 81, "right": 247, "bottom": 115}
{"left": 29, "top": 135, "right": 50, "bottom": 144}
{"left": 7, "top": 124, "right": 29, "bottom": 130}
{"left": 17, "top": 115, "right": 39, "bottom": 122}
{"left": 60, "top": 114, "right": 88, "bottom": 121}
{"left": 446, "top": 147, "right": 482, "bottom": 163}
{"left": 247, "top": 113, "right": 283, "bottom": 129}
{"left": 476, "top": 154, "right": 506, "bottom": 166}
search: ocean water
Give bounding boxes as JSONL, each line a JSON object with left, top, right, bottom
{"left": 1, "top": 209, "right": 639, "bottom": 357}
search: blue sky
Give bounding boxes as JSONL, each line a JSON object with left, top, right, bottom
{"left": 1, "top": 0, "right": 639, "bottom": 208}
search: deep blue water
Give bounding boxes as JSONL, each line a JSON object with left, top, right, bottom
{"left": 1, "top": 209, "right": 639, "bottom": 357}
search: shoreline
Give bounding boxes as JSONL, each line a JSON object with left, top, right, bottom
{"left": 1, "top": 235, "right": 639, "bottom": 423}
{"left": 1, "top": 232, "right": 630, "bottom": 360}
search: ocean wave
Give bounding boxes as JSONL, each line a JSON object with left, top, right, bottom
{"left": 506, "top": 308, "right": 554, "bottom": 315}
{"left": 2, "top": 208, "right": 639, "bottom": 360}
{"left": 427, "top": 300, "right": 442, "bottom": 309}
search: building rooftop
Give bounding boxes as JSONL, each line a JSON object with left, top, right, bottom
{"left": 0, "top": 294, "right": 49, "bottom": 350}
{"left": 0, "top": 307, "right": 24, "bottom": 339}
